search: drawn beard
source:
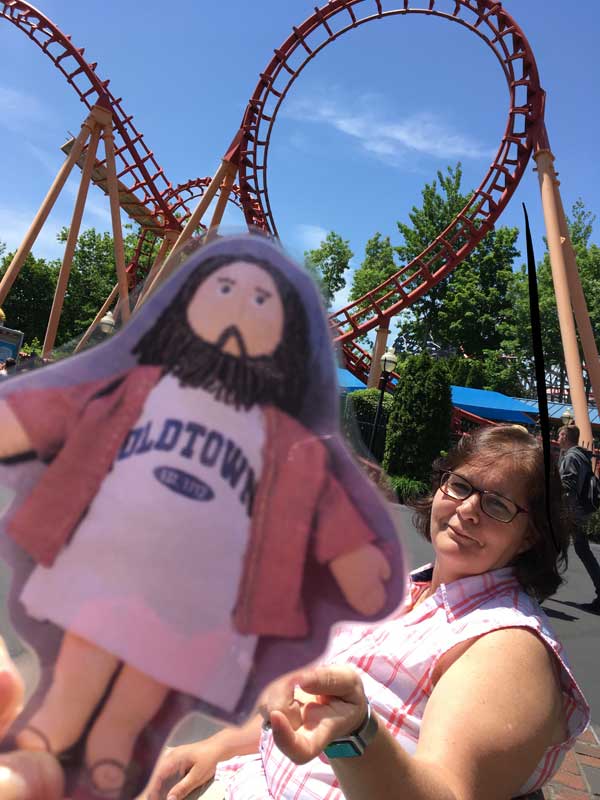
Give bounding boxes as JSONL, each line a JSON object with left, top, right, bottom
{"left": 165, "top": 324, "right": 285, "bottom": 410}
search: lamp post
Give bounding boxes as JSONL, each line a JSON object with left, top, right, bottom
{"left": 560, "top": 407, "right": 574, "bottom": 427}
{"left": 99, "top": 311, "right": 116, "bottom": 335}
{"left": 368, "top": 347, "right": 397, "bottom": 455}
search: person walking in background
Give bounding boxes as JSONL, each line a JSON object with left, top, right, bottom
{"left": 558, "top": 424, "right": 600, "bottom": 613}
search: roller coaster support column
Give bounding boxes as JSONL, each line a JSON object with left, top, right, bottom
{"left": 534, "top": 149, "right": 593, "bottom": 446}
{"left": 42, "top": 110, "right": 104, "bottom": 356}
{"left": 99, "top": 105, "right": 130, "bottom": 324}
{"left": 0, "top": 111, "right": 96, "bottom": 307}
{"left": 554, "top": 187, "right": 600, "bottom": 409}
{"left": 74, "top": 282, "right": 120, "bottom": 354}
{"left": 139, "top": 159, "right": 237, "bottom": 305}
{"left": 133, "top": 231, "right": 179, "bottom": 312}
{"left": 367, "top": 324, "right": 390, "bottom": 388}
{"left": 208, "top": 165, "right": 237, "bottom": 234}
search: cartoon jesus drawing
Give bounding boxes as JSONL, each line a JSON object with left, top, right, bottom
{"left": 0, "top": 236, "right": 403, "bottom": 799}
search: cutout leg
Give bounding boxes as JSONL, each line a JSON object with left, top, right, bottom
{"left": 16, "top": 631, "right": 120, "bottom": 754}
{"left": 84, "top": 663, "right": 169, "bottom": 794}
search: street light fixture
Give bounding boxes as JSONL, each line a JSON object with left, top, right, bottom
{"left": 368, "top": 347, "right": 397, "bottom": 455}
{"left": 99, "top": 311, "right": 116, "bottom": 335}
{"left": 560, "top": 407, "right": 574, "bottom": 427}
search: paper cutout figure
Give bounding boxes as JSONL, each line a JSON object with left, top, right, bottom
{"left": 0, "top": 234, "right": 405, "bottom": 798}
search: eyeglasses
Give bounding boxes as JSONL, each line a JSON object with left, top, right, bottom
{"left": 438, "top": 471, "right": 528, "bottom": 524}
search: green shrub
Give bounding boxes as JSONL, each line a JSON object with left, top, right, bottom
{"left": 388, "top": 474, "right": 429, "bottom": 504}
{"left": 345, "top": 388, "right": 394, "bottom": 421}
{"left": 383, "top": 353, "right": 452, "bottom": 482}
{"left": 343, "top": 388, "right": 394, "bottom": 461}
{"left": 585, "top": 511, "right": 600, "bottom": 543}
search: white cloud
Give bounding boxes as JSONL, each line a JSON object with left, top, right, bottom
{"left": 64, "top": 178, "right": 113, "bottom": 225}
{"left": 284, "top": 94, "right": 492, "bottom": 164}
{"left": 0, "top": 206, "right": 64, "bottom": 259}
{"left": 25, "top": 143, "right": 113, "bottom": 225}
{"left": 26, "top": 141, "right": 61, "bottom": 174}
{"left": 0, "top": 86, "right": 53, "bottom": 133}
{"left": 294, "top": 223, "right": 328, "bottom": 251}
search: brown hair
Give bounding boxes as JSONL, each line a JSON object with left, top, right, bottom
{"left": 559, "top": 424, "right": 579, "bottom": 446}
{"left": 409, "top": 425, "right": 570, "bottom": 600}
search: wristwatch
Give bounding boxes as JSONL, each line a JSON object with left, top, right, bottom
{"left": 323, "top": 700, "right": 379, "bottom": 758}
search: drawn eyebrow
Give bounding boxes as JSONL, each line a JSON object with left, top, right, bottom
{"left": 255, "top": 287, "right": 272, "bottom": 297}
{"left": 217, "top": 277, "right": 236, "bottom": 284}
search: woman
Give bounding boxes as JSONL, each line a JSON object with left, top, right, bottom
{"left": 142, "top": 425, "right": 589, "bottom": 800}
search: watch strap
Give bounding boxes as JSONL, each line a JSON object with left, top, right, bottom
{"left": 323, "top": 700, "right": 378, "bottom": 758}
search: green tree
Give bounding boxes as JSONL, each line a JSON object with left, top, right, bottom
{"left": 349, "top": 233, "right": 399, "bottom": 301}
{"left": 505, "top": 199, "right": 600, "bottom": 397}
{"left": 56, "top": 226, "right": 139, "bottom": 346}
{"left": 0, "top": 226, "right": 141, "bottom": 351}
{"left": 304, "top": 231, "right": 353, "bottom": 308}
{"left": 383, "top": 353, "right": 452, "bottom": 482}
{"left": 394, "top": 165, "right": 520, "bottom": 360}
{"left": 0, "top": 248, "right": 58, "bottom": 347}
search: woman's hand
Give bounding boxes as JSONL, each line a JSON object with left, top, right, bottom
{"left": 141, "top": 739, "right": 224, "bottom": 800}
{"left": 0, "top": 642, "right": 62, "bottom": 800}
{"left": 259, "top": 665, "right": 369, "bottom": 765}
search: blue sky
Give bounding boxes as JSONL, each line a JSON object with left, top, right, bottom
{"left": 1, "top": 0, "right": 599, "bottom": 313}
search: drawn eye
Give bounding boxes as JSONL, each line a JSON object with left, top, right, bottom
{"left": 255, "top": 294, "right": 267, "bottom": 305}
{"left": 219, "top": 284, "right": 232, "bottom": 295}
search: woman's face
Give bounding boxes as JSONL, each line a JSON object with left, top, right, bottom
{"left": 429, "top": 459, "right": 533, "bottom": 583}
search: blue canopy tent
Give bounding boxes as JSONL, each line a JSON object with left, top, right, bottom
{"left": 451, "top": 386, "right": 536, "bottom": 425}
{"left": 516, "top": 398, "right": 600, "bottom": 427}
{"left": 338, "top": 370, "right": 537, "bottom": 425}
{"left": 337, "top": 368, "right": 367, "bottom": 393}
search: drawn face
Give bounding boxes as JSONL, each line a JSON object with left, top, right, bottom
{"left": 186, "top": 262, "right": 285, "bottom": 359}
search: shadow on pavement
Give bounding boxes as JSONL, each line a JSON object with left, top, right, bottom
{"left": 541, "top": 605, "right": 580, "bottom": 622}
{"left": 554, "top": 599, "right": 600, "bottom": 616}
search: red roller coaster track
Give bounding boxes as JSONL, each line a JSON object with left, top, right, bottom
{"left": 235, "top": 0, "right": 548, "bottom": 382}
{"left": 2, "top": 0, "right": 548, "bottom": 386}
{"left": 0, "top": 1, "right": 243, "bottom": 284}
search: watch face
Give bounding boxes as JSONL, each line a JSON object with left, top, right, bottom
{"left": 324, "top": 739, "right": 363, "bottom": 759}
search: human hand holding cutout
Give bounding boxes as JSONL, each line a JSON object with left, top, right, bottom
{"left": 259, "top": 665, "right": 368, "bottom": 765}
{"left": 0, "top": 638, "right": 64, "bottom": 800}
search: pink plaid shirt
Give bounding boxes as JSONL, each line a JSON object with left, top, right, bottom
{"left": 214, "top": 564, "right": 590, "bottom": 799}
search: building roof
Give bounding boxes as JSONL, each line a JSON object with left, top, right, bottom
{"left": 515, "top": 397, "right": 600, "bottom": 426}
{"left": 451, "top": 386, "right": 536, "bottom": 424}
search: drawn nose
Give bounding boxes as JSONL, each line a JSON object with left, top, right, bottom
{"left": 217, "top": 326, "right": 247, "bottom": 357}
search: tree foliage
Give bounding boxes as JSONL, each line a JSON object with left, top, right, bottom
{"left": 0, "top": 251, "right": 58, "bottom": 346}
{"left": 304, "top": 231, "right": 353, "bottom": 308}
{"left": 383, "top": 353, "right": 452, "bottom": 482}
{"left": 503, "top": 199, "right": 600, "bottom": 397}
{"left": 350, "top": 233, "right": 399, "bottom": 301}
{"left": 394, "top": 164, "right": 520, "bottom": 360}
{"left": 0, "top": 226, "right": 140, "bottom": 351}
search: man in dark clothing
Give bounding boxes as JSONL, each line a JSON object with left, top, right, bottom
{"left": 558, "top": 424, "right": 600, "bottom": 613}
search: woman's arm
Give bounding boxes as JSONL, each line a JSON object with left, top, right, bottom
{"left": 140, "top": 713, "right": 264, "bottom": 800}
{"left": 0, "top": 400, "right": 33, "bottom": 459}
{"left": 265, "top": 627, "right": 564, "bottom": 800}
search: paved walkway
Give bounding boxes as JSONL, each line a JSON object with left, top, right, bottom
{"left": 541, "top": 724, "right": 600, "bottom": 799}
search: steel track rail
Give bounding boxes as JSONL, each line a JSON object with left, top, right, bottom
{"left": 235, "top": 0, "right": 546, "bottom": 374}
{"left": 1, "top": 0, "right": 184, "bottom": 231}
